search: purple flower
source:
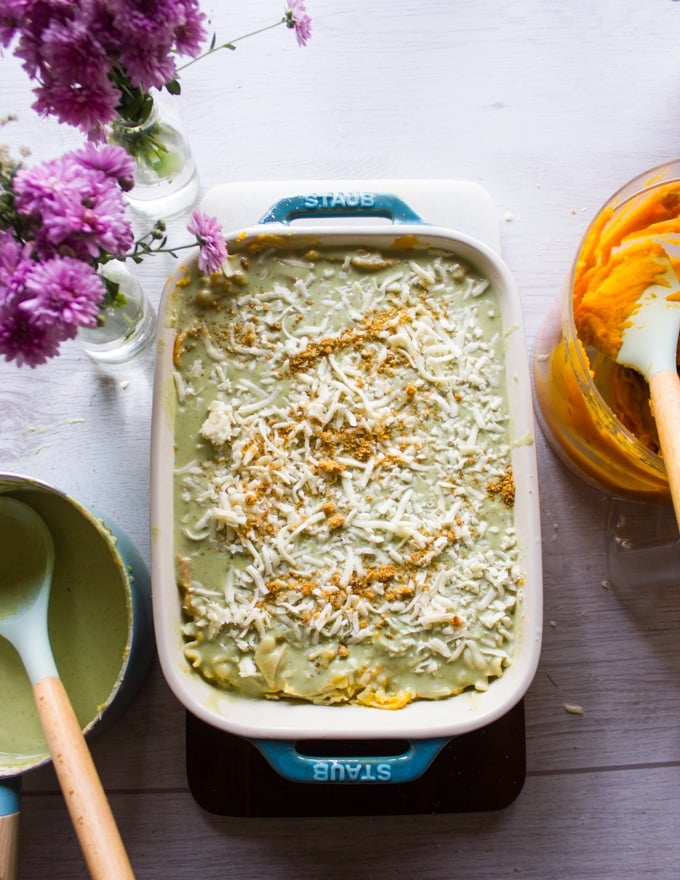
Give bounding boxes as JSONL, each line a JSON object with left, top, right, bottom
{"left": 39, "top": 16, "right": 108, "bottom": 81}
{"left": 0, "top": 251, "right": 103, "bottom": 368}
{"left": 72, "top": 142, "right": 136, "bottom": 192}
{"left": 172, "top": 1, "right": 208, "bottom": 56}
{"left": 285, "top": 0, "right": 312, "bottom": 47}
{"left": 113, "top": 0, "right": 207, "bottom": 91}
{"left": 22, "top": 256, "right": 104, "bottom": 329}
{"left": 0, "top": 0, "right": 31, "bottom": 49}
{"left": 0, "top": 300, "right": 65, "bottom": 367}
{"left": 1, "top": 0, "right": 208, "bottom": 134}
{"left": 14, "top": 147, "right": 134, "bottom": 261}
{"left": 27, "top": 12, "right": 123, "bottom": 133}
{"left": 34, "top": 77, "right": 120, "bottom": 141}
{"left": 116, "top": 50, "right": 178, "bottom": 95}
{"left": 188, "top": 210, "right": 227, "bottom": 274}
{"left": 0, "top": 231, "right": 31, "bottom": 292}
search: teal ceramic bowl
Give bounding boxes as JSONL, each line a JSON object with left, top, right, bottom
{"left": 0, "top": 473, "right": 154, "bottom": 818}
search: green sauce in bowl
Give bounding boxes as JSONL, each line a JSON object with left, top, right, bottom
{"left": 0, "top": 488, "right": 131, "bottom": 771}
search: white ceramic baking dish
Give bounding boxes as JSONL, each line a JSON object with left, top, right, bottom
{"left": 150, "top": 191, "right": 543, "bottom": 784}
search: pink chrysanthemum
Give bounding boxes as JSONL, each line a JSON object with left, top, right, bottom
{"left": 1, "top": 0, "right": 208, "bottom": 134}
{"left": 188, "top": 210, "right": 227, "bottom": 274}
{"left": 285, "top": 0, "right": 312, "bottom": 47}
{"left": 14, "top": 147, "right": 134, "bottom": 261}
{"left": 72, "top": 143, "right": 136, "bottom": 192}
{"left": 21, "top": 257, "right": 105, "bottom": 330}
{"left": 0, "top": 231, "right": 31, "bottom": 292}
{"left": 0, "top": 249, "right": 99, "bottom": 367}
{"left": 0, "top": 300, "right": 64, "bottom": 367}
{"left": 34, "top": 77, "right": 120, "bottom": 141}
{"left": 0, "top": 0, "right": 28, "bottom": 49}
{"left": 173, "top": 2, "right": 208, "bottom": 56}
{"left": 39, "top": 16, "right": 109, "bottom": 82}
{"left": 113, "top": 0, "right": 206, "bottom": 90}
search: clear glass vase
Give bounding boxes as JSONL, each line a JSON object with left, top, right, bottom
{"left": 109, "top": 96, "right": 200, "bottom": 217}
{"left": 78, "top": 261, "right": 156, "bottom": 364}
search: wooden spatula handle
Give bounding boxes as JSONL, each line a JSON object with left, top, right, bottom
{"left": 33, "top": 677, "right": 135, "bottom": 880}
{"left": 0, "top": 810, "right": 19, "bottom": 880}
{"left": 650, "top": 369, "right": 680, "bottom": 530}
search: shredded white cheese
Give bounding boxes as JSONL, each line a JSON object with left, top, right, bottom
{"left": 172, "top": 244, "right": 523, "bottom": 709}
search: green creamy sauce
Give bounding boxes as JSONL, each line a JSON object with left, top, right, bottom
{"left": 172, "top": 243, "right": 520, "bottom": 708}
{"left": 0, "top": 491, "right": 130, "bottom": 769}
{"left": 0, "top": 516, "right": 46, "bottom": 617}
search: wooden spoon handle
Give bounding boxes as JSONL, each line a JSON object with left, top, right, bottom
{"left": 650, "top": 369, "right": 680, "bottom": 530}
{"left": 0, "top": 810, "right": 19, "bottom": 880}
{"left": 33, "top": 677, "right": 135, "bottom": 880}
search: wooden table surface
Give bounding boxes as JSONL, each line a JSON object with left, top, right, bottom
{"left": 4, "top": 1, "right": 680, "bottom": 877}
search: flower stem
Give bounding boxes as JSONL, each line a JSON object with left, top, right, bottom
{"left": 113, "top": 72, "right": 154, "bottom": 127}
{"left": 177, "top": 18, "right": 286, "bottom": 72}
{"left": 122, "top": 221, "right": 198, "bottom": 265}
{"left": 137, "top": 241, "right": 195, "bottom": 258}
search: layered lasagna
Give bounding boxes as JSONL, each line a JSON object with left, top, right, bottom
{"left": 170, "top": 240, "right": 523, "bottom": 708}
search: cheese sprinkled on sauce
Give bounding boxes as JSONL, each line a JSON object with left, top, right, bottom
{"left": 171, "top": 244, "right": 522, "bottom": 709}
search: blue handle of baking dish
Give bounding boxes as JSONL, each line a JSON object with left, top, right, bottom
{"left": 251, "top": 737, "right": 450, "bottom": 785}
{"left": 0, "top": 777, "right": 20, "bottom": 817}
{"left": 258, "top": 192, "right": 425, "bottom": 225}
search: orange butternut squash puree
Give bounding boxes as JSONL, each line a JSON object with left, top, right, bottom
{"left": 573, "top": 182, "right": 680, "bottom": 360}
{"left": 571, "top": 181, "right": 680, "bottom": 454}
{"left": 536, "top": 331, "right": 669, "bottom": 499}
{"left": 533, "top": 179, "right": 680, "bottom": 501}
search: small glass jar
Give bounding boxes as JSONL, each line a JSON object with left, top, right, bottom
{"left": 78, "top": 261, "right": 156, "bottom": 364}
{"left": 109, "top": 96, "right": 199, "bottom": 217}
{"left": 534, "top": 160, "right": 680, "bottom": 586}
